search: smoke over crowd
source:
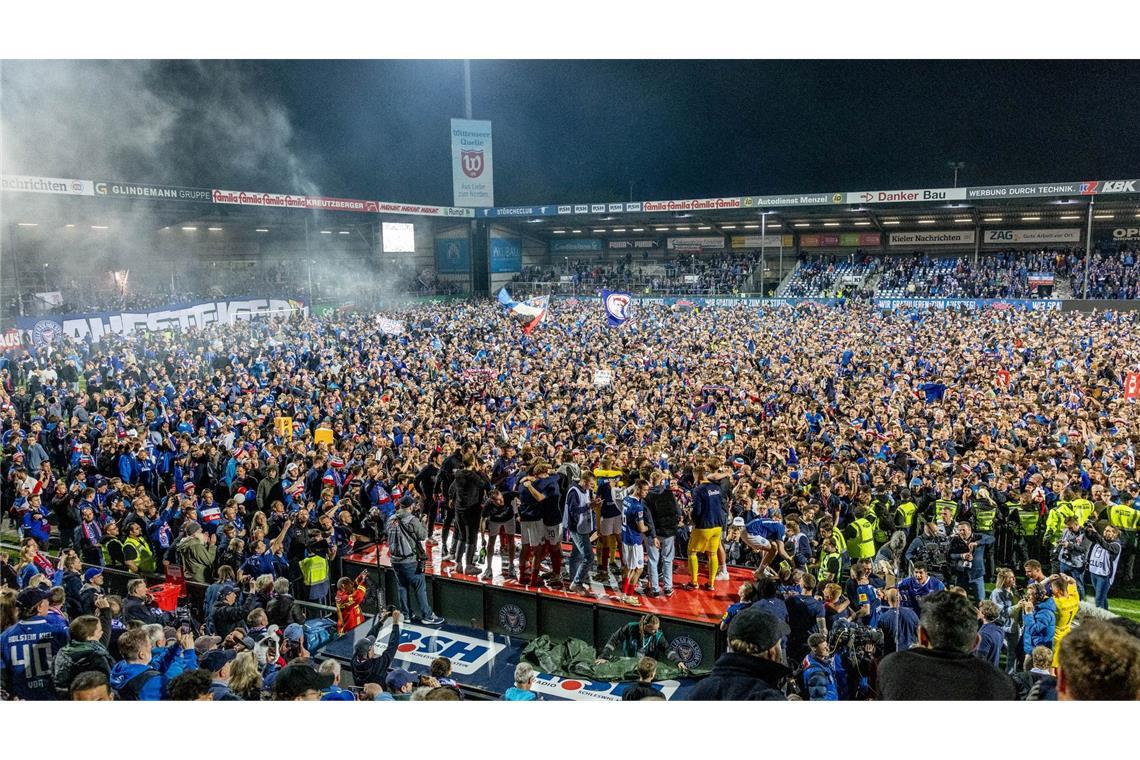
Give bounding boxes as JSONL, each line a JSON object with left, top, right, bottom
{"left": 2, "top": 61, "right": 440, "bottom": 318}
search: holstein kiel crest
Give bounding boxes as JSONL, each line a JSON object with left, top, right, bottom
{"left": 461, "top": 150, "right": 485, "bottom": 178}
{"left": 602, "top": 290, "right": 633, "bottom": 328}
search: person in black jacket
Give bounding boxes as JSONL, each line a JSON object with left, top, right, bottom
{"left": 265, "top": 577, "right": 306, "bottom": 628}
{"left": 210, "top": 585, "right": 248, "bottom": 638}
{"left": 434, "top": 443, "right": 469, "bottom": 556}
{"left": 449, "top": 455, "right": 491, "bottom": 576}
{"left": 414, "top": 450, "right": 442, "bottom": 540}
{"left": 351, "top": 608, "right": 403, "bottom": 686}
{"left": 620, "top": 657, "right": 663, "bottom": 701}
{"left": 684, "top": 607, "right": 791, "bottom": 701}
{"left": 60, "top": 553, "right": 85, "bottom": 620}
{"left": 122, "top": 578, "right": 167, "bottom": 626}
{"left": 877, "top": 590, "right": 1016, "bottom": 701}
{"left": 645, "top": 471, "right": 682, "bottom": 597}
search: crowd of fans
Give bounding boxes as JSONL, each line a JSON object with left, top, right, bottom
{"left": 511, "top": 251, "right": 767, "bottom": 295}
{"left": 874, "top": 250, "right": 1073, "bottom": 299}
{"left": 1071, "top": 246, "right": 1140, "bottom": 300}
{"left": 3, "top": 296, "right": 1140, "bottom": 701}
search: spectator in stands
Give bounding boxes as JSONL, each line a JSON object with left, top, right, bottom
{"left": 68, "top": 670, "right": 114, "bottom": 701}
{"left": 1056, "top": 619, "right": 1140, "bottom": 700}
{"left": 201, "top": 649, "right": 240, "bottom": 701}
{"left": 878, "top": 591, "right": 1016, "bottom": 700}
{"left": 685, "top": 608, "right": 791, "bottom": 701}
{"left": 167, "top": 669, "right": 215, "bottom": 701}
{"left": 1012, "top": 645, "right": 1057, "bottom": 700}
{"left": 273, "top": 660, "right": 334, "bottom": 701}
{"left": 501, "top": 662, "right": 539, "bottom": 701}
{"left": 52, "top": 602, "right": 113, "bottom": 698}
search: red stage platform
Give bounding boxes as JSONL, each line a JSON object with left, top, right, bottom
{"left": 345, "top": 537, "right": 751, "bottom": 626}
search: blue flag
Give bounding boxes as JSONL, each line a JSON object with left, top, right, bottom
{"left": 602, "top": 290, "right": 632, "bottom": 328}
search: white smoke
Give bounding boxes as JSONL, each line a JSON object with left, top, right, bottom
{"left": 1, "top": 60, "right": 319, "bottom": 195}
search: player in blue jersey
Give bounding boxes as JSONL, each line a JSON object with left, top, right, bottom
{"left": 619, "top": 481, "right": 650, "bottom": 606}
{"left": 742, "top": 517, "right": 792, "bottom": 575}
{"left": 1, "top": 587, "right": 70, "bottom": 701}
{"left": 896, "top": 563, "right": 946, "bottom": 613}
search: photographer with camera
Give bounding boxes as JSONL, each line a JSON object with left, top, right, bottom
{"left": 948, "top": 521, "right": 994, "bottom": 601}
{"left": 1087, "top": 524, "right": 1122, "bottom": 609}
{"left": 386, "top": 495, "right": 444, "bottom": 626}
{"left": 878, "top": 590, "right": 1016, "bottom": 700}
{"left": 351, "top": 607, "right": 404, "bottom": 687}
{"left": 904, "top": 520, "right": 949, "bottom": 581}
{"left": 828, "top": 618, "right": 884, "bottom": 699}
{"left": 1056, "top": 515, "right": 1091, "bottom": 598}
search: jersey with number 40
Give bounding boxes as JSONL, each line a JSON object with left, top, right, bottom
{"left": 1, "top": 616, "right": 70, "bottom": 700}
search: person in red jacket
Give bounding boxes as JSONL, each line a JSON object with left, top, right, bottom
{"left": 334, "top": 571, "right": 368, "bottom": 635}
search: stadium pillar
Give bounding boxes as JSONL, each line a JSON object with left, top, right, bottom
{"left": 463, "top": 59, "right": 481, "bottom": 298}
{"left": 760, "top": 212, "right": 767, "bottom": 297}
{"left": 9, "top": 224, "right": 25, "bottom": 317}
{"left": 1083, "top": 197, "right": 1094, "bottom": 300}
{"left": 973, "top": 224, "right": 980, "bottom": 268}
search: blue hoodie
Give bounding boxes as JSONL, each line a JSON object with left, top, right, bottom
{"left": 1023, "top": 597, "right": 1057, "bottom": 655}
{"left": 501, "top": 687, "right": 539, "bottom": 701}
{"left": 109, "top": 661, "right": 164, "bottom": 701}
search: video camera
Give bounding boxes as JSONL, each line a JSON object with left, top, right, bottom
{"left": 829, "top": 622, "right": 884, "bottom": 653}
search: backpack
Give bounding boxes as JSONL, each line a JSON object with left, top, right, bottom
{"left": 302, "top": 618, "right": 337, "bottom": 653}
{"left": 114, "top": 667, "right": 160, "bottom": 701}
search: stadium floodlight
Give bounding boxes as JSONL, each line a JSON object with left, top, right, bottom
{"left": 743, "top": 224, "right": 759, "bottom": 229}
{"left": 654, "top": 227, "right": 670, "bottom": 231}
{"left": 1094, "top": 214, "right": 1114, "bottom": 220}
{"left": 854, "top": 221, "right": 871, "bottom": 227}
{"left": 92, "top": 225, "right": 110, "bottom": 230}
{"left": 255, "top": 228, "right": 269, "bottom": 232}
{"left": 917, "top": 219, "right": 936, "bottom": 224}
{"left": 721, "top": 225, "right": 736, "bottom": 230}
{"left": 208, "top": 227, "right": 222, "bottom": 231}
{"left": 17, "top": 222, "right": 38, "bottom": 227}
{"left": 1020, "top": 216, "right": 1040, "bottom": 222}
{"left": 65, "top": 224, "right": 75, "bottom": 228}
{"left": 552, "top": 230, "right": 567, "bottom": 234}
{"left": 697, "top": 226, "right": 711, "bottom": 231}
{"left": 954, "top": 218, "right": 972, "bottom": 223}
{"left": 181, "top": 226, "right": 198, "bottom": 231}
{"left": 823, "top": 222, "right": 839, "bottom": 227}
{"left": 793, "top": 223, "right": 810, "bottom": 228}
{"left": 675, "top": 226, "right": 691, "bottom": 231}
{"left": 882, "top": 221, "right": 900, "bottom": 225}
{"left": 338, "top": 231, "right": 350, "bottom": 235}
{"left": 632, "top": 228, "right": 644, "bottom": 232}
{"left": 983, "top": 217, "right": 1002, "bottom": 222}
{"left": 319, "top": 230, "right": 332, "bottom": 234}
{"left": 768, "top": 223, "right": 781, "bottom": 228}
{"left": 571, "top": 229, "right": 582, "bottom": 233}
{"left": 592, "top": 229, "right": 606, "bottom": 233}
{"left": 1059, "top": 216, "right": 1080, "bottom": 220}
{"left": 613, "top": 228, "right": 626, "bottom": 232}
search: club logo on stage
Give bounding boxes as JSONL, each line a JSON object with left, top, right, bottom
{"left": 670, "top": 636, "right": 703, "bottom": 668}
{"left": 497, "top": 603, "right": 527, "bottom": 634}
{"left": 461, "top": 150, "right": 485, "bottom": 179}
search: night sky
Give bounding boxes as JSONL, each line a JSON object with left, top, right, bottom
{"left": 4, "top": 59, "right": 1139, "bottom": 206}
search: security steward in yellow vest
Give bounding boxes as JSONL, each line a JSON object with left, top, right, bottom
{"left": 844, "top": 507, "right": 876, "bottom": 561}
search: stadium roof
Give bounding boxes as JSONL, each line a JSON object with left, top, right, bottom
{"left": 3, "top": 173, "right": 1138, "bottom": 240}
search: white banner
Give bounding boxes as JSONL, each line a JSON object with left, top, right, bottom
{"left": 683, "top": 275, "right": 701, "bottom": 283}
{"left": 21, "top": 298, "right": 308, "bottom": 345}
{"left": 593, "top": 369, "right": 613, "bottom": 387}
{"left": 375, "top": 316, "right": 405, "bottom": 335}
{"left": 983, "top": 228, "right": 1081, "bottom": 244}
{"left": 847, "top": 187, "right": 967, "bottom": 204}
{"left": 667, "top": 236, "right": 726, "bottom": 251}
{"left": 889, "top": 230, "right": 976, "bottom": 246}
{"left": 451, "top": 118, "right": 494, "bottom": 207}
{"left": 1, "top": 174, "right": 94, "bottom": 196}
